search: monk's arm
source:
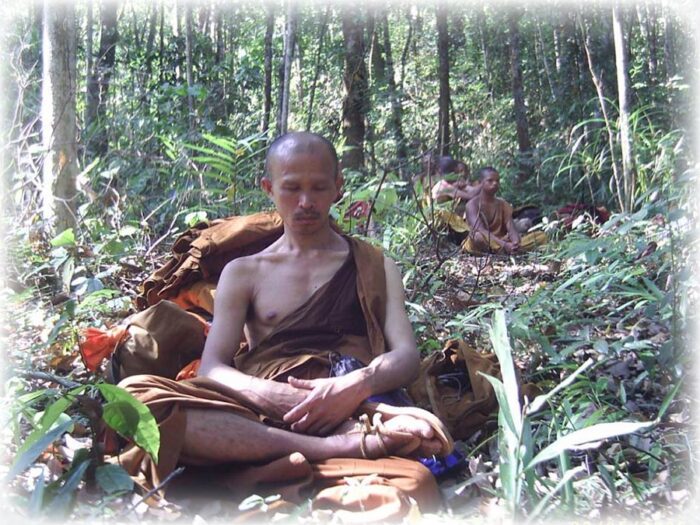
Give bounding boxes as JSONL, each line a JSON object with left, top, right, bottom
{"left": 198, "top": 259, "right": 306, "bottom": 420}
{"left": 358, "top": 256, "right": 420, "bottom": 394}
{"left": 432, "top": 181, "right": 480, "bottom": 203}
{"left": 503, "top": 201, "right": 521, "bottom": 246}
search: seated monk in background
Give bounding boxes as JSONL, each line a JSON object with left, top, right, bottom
{"left": 430, "top": 157, "right": 481, "bottom": 216}
{"left": 462, "top": 167, "right": 546, "bottom": 254}
{"left": 116, "top": 132, "right": 452, "bottom": 517}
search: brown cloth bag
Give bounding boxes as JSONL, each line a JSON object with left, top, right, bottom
{"left": 138, "top": 210, "right": 284, "bottom": 309}
{"left": 106, "top": 300, "right": 209, "bottom": 383}
{"left": 407, "top": 339, "right": 500, "bottom": 441}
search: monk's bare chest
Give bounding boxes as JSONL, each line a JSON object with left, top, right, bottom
{"left": 248, "top": 255, "right": 347, "bottom": 334}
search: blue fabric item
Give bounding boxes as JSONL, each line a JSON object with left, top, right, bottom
{"left": 329, "top": 354, "right": 464, "bottom": 478}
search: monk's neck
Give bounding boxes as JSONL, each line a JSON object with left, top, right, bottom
{"left": 480, "top": 193, "right": 498, "bottom": 204}
{"left": 278, "top": 226, "right": 345, "bottom": 253}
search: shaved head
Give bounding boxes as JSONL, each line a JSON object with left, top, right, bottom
{"left": 265, "top": 132, "right": 339, "bottom": 179}
{"left": 477, "top": 166, "right": 499, "bottom": 181}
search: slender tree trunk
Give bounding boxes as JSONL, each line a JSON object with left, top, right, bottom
{"left": 436, "top": 1, "right": 451, "bottom": 156}
{"left": 85, "top": 1, "right": 93, "bottom": 123}
{"left": 340, "top": 6, "right": 368, "bottom": 171}
{"left": 582, "top": 16, "right": 623, "bottom": 210}
{"left": 399, "top": 11, "right": 413, "bottom": 91}
{"left": 277, "top": 1, "right": 297, "bottom": 135}
{"left": 215, "top": 4, "right": 224, "bottom": 64}
{"left": 86, "top": 0, "right": 118, "bottom": 157}
{"left": 663, "top": 7, "right": 676, "bottom": 78}
{"left": 42, "top": 0, "right": 78, "bottom": 233}
{"left": 367, "top": 7, "right": 385, "bottom": 85}
{"left": 536, "top": 17, "right": 557, "bottom": 103}
{"left": 476, "top": 10, "right": 493, "bottom": 100}
{"left": 261, "top": 6, "right": 274, "bottom": 136}
{"left": 144, "top": 2, "right": 158, "bottom": 86}
{"left": 613, "top": 4, "right": 636, "bottom": 212}
{"left": 508, "top": 10, "right": 532, "bottom": 176}
{"left": 185, "top": 5, "right": 195, "bottom": 132}
{"left": 383, "top": 12, "right": 407, "bottom": 175}
{"left": 158, "top": 1, "right": 164, "bottom": 85}
{"left": 306, "top": 7, "right": 329, "bottom": 131}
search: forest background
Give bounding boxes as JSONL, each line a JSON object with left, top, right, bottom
{"left": 1, "top": 0, "right": 698, "bottom": 522}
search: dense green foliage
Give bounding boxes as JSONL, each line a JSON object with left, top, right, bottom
{"left": 2, "top": 0, "right": 697, "bottom": 522}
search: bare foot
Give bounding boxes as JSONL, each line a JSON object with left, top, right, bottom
{"left": 330, "top": 415, "right": 442, "bottom": 459}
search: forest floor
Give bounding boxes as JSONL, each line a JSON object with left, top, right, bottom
{"left": 2, "top": 220, "right": 696, "bottom": 523}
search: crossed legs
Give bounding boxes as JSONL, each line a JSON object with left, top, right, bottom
{"left": 180, "top": 408, "right": 443, "bottom": 466}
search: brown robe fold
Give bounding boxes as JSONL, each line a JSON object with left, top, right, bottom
{"left": 113, "top": 235, "right": 441, "bottom": 518}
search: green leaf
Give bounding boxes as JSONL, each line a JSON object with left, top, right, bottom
{"left": 44, "top": 457, "right": 91, "bottom": 517}
{"left": 5, "top": 419, "right": 74, "bottom": 481}
{"left": 29, "top": 468, "right": 45, "bottom": 516}
{"left": 488, "top": 310, "right": 522, "bottom": 430}
{"left": 479, "top": 373, "right": 519, "bottom": 439}
{"left": 527, "top": 420, "right": 657, "bottom": 470}
{"left": 50, "top": 229, "right": 76, "bottom": 247}
{"left": 103, "top": 401, "right": 141, "bottom": 435}
{"left": 97, "top": 384, "right": 160, "bottom": 463}
{"left": 17, "top": 386, "right": 86, "bottom": 459}
{"left": 95, "top": 464, "right": 134, "bottom": 494}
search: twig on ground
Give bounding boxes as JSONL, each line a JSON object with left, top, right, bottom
{"left": 123, "top": 466, "right": 186, "bottom": 516}
{"left": 21, "top": 370, "right": 82, "bottom": 389}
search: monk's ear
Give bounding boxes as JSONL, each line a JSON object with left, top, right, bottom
{"left": 261, "top": 177, "right": 273, "bottom": 197}
{"left": 334, "top": 171, "right": 344, "bottom": 203}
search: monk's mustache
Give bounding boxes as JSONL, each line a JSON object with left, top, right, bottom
{"left": 294, "top": 212, "right": 320, "bottom": 220}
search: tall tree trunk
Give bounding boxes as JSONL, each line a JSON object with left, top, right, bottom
{"left": 367, "top": 7, "right": 385, "bottom": 85}
{"left": 85, "top": 1, "right": 93, "bottom": 123}
{"left": 399, "top": 11, "right": 413, "bottom": 91}
{"left": 582, "top": 16, "right": 623, "bottom": 210}
{"left": 158, "top": 0, "right": 164, "bottom": 84}
{"left": 215, "top": 4, "right": 224, "bottom": 64}
{"left": 536, "top": 17, "right": 557, "bottom": 104}
{"left": 261, "top": 6, "right": 274, "bottom": 136}
{"left": 476, "top": 9, "right": 493, "bottom": 100}
{"left": 306, "top": 7, "right": 329, "bottom": 131}
{"left": 340, "top": 6, "right": 368, "bottom": 171}
{"left": 508, "top": 10, "right": 532, "bottom": 176}
{"left": 86, "top": 0, "right": 118, "bottom": 157}
{"left": 185, "top": 5, "right": 195, "bottom": 132}
{"left": 144, "top": 2, "right": 158, "bottom": 86}
{"left": 277, "top": 1, "right": 297, "bottom": 135}
{"left": 42, "top": 0, "right": 78, "bottom": 233}
{"left": 383, "top": 12, "right": 407, "bottom": 175}
{"left": 613, "top": 4, "right": 636, "bottom": 212}
{"left": 436, "top": 1, "right": 451, "bottom": 156}
{"left": 663, "top": 7, "right": 676, "bottom": 78}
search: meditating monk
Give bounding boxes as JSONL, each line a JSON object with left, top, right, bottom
{"left": 430, "top": 158, "right": 481, "bottom": 214}
{"left": 114, "top": 131, "right": 453, "bottom": 517}
{"left": 462, "top": 167, "right": 546, "bottom": 254}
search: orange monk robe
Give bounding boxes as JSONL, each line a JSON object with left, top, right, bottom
{"left": 109, "top": 236, "right": 443, "bottom": 519}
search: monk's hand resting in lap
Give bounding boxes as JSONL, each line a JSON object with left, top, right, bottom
{"left": 283, "top": 375, "right": 365, "bottom": 436}
{"left": 258, "top": 379, "right": 310, "bottom": 422}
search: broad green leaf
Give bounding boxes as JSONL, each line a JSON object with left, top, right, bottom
{"left": 97, "top": 384, "right": 160, "bottom": 463}
{"left": 102, "top": 401, "right": 141, "bottom": 435}
{"left": 95, "top": 464, "right": 134, "bottom": 494}
{"left": 527, "top": 420, "right": 657, "bottom": 469}
{"left": 6, "top": 419, "right": 74, "bottom": 481}
{"left": 50, "top": 229, "right": 75, "bottom": 247}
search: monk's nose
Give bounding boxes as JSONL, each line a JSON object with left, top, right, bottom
{"left": 299, "top": 193, "right": 314, "bottom": 209}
